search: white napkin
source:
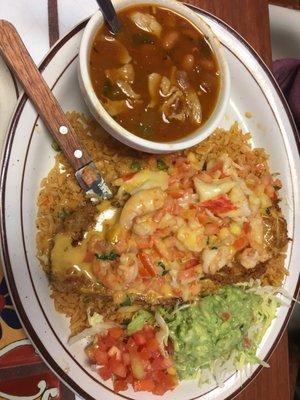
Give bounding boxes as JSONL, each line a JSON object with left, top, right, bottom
{"left": 0, "top": 0, "right": 96, "bottom": 150}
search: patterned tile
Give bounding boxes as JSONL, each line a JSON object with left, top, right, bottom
{"left": 0, "top": 264, "right": 75, "bottom": 400}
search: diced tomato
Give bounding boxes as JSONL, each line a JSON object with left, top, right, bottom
{"left": 90, "top": 325, "right": 178, "bottom": 395}
{"left": 83, "top": 251, "right": 95, "bottom": 263}
{"left": 100, "top": 334, "right": 116, "bottom": 348}
{"left": 153, "top": 385, "right": 167, "bottom": 395}
{"left": 122, "top": 172, "right": 137, "bottom": 181}
{"left": 138, "top": 252, "right": 157, "bottom": 277}
{"left": 139, "top": 347, "right": 151, "bottom": 361}
{"left": 98, "top": 366, "right": 112, "bottom": 381}
{"left": 122, "top": 352, "right": 131, "bottom": 366}
{"left": 151, "top": 356, "right": 172, "bottom": 371}
{"left": 152, "top": 369, "right": 167, "bottom": 382}
{"left": 143, "top": 326, "right": 155, "bottom": 341}
{"left": 109, "top": 327, "right": 123, "bottom": 340}
{"left": 243, "top": 221, "right": 250, "bottom": 234}
{"left": 133, "top": 332, "right": 147, "bottom": 346}
{"left": 126, "top": 337, "right": 136, "bottom": 349}
{"left": 114, "top": 378, "right": 128, "bottom": 392}
{"left": 243, "top": 337, "right": 252, "bottom": 349}
{"left": 163, "top": 373, "right": 178, "bottom": 389}
{"left": 137, "top": 236, "right": 154, "bottom": 249}
{"left": 201, "top": 195, "right": 237, "bottom": 214}
{"left": 147, "top": 338, "right": 159, "bottom": 353}
{"left": 197, "top": 211, "right": 210, "bottom": 224}
{"left": 233, "top": 235, "right": 248, "bottom": 250}
{"left": 94, "top": 348, "right": 108, "bottom": 365}
{"left": 109, "top": 358, "right": 127, "bottom": 378}
{"left": 204, "top": 223, "right": 220, "bottom": 235}
{"left": 220, "top": 311, "right": 231, "bottom": 321}
{"left": 133, "top": 379, "right": 155, "bottom": 392}
{"left": 130, "top": 352, "right": 146, "bottom": 379}
{"left": 182, "top": 258, "right": 199, "bottom": 269}
{"left": 177, "top": 266, "right": 198, "bottom": 281}
{"left": 150, "top": 350, "right": 162, "bottom": 360}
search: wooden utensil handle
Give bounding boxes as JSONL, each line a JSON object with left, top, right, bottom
{"left": 0, "top": 20, "right": 92, "bottom": 171}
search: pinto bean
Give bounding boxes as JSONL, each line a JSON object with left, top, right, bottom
{"left": 161, "top": 30, "right": 179, "bottom": 50}
{"left": 182, "top": 54, "right": 195, "bottom": 71}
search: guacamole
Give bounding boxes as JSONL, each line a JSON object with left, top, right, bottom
{"left": 160, "top": 285, "right": 275, "bottom": 379}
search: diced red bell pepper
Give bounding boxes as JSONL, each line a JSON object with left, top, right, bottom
{"left": 138, "top": 252, "right": 157, "bottom": 277}
{"left": 201, "top": 195, "right": 237, "bottom": 214}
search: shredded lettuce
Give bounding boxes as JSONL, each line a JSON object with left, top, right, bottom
{"left": 87, "top": 311, "right": 104, "bottom": 327}
{"left": 127, "top": 310, "right": 153, "bottom": 335}
{"left": 155, "top": 312, "right": 169, "bottom": 356}
{"left": 68, "top": 322, "right": 120, "bottom": 345}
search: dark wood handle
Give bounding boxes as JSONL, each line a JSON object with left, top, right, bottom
{"left": 0, "top": 20, "right": 92, "bottom": 171}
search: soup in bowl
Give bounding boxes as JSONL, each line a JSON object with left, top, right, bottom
{"left": 79, "top": 0, "right": 230, "bottom": 152}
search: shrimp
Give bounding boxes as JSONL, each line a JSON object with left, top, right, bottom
{"left": 224, "top": 186, "right": 251, "bottom": 218}
{"left": 202, "top": 246, "right": 234, "bottom": 274}
{"left": 176, "top": 220, "right": 205, "bottom": 252}
{"left": 132, "top": 213, "right": 158, "bottom": 236}
{"left": 118, "top": 253, "right": 139, "bottom": 283}
{"left": 154, "top": 237, "right": 171, "bottom": 259}
{"left": 119, "top": 188, "right": 166, "bottom": 230}
{"left": 238, "top": 248, "right": 259, "bottom": 269}
{"left": 93, "top": 252, "right": 138, "bottom": 289}
{"left": 248, "top": 215, "right": 264, "bottom": 249}
{"left": 159, "top": 213, "right": 185, "bottom": 232}
{"left": 247, "top": 215, "right": 270, "bottom": 262}
{"left": 92, "top": 258, "right": 123, "bottom": 290}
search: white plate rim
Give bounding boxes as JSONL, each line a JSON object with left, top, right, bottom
{"left": 0, "top": 6, "right": 299, "bottom": 400}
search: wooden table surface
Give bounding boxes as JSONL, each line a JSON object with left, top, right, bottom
{"left": 185, "top": 1, "right": 290, "bottom": 399}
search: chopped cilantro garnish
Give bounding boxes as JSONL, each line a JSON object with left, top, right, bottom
{"left": 157, "top": 159, "right": 168, "bottom": 171}
{"left": 96, "top": 251, "right": 119, "bottom": 261}
{"left": 157, "top": 261, "right": 168, "bottom": 275}
{"left": 57, "top": 208, "right": 70, "bottom": 220}
{"left": 121, "top": 296, "right": 132, "bottom": 306}
{"left": 130, "top": 161, "right": 141, "bottom": 172}
{"left": 51, "top": 141, "right": 60, "bottom": 152}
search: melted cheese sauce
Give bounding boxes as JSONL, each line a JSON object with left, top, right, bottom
{"left": 51, "top": 203, "right": 118, "bottom": 285}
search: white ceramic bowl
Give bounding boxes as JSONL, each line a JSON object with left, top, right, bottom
{"left": 78, "top": 0, "right": 230, "bottom": 153}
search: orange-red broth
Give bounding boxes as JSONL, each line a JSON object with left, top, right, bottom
{"left": 90, "top": 5, "right": 220, "bottom": 142}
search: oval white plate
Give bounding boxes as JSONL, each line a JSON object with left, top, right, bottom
{"left": 1, "top": 7, "right": 299, "bottom": 400}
